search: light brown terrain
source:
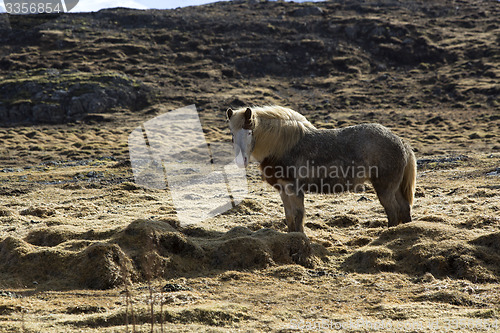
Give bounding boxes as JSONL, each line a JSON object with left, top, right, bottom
{"left": 0, "top": 0, "right": 499, "bottom": 331}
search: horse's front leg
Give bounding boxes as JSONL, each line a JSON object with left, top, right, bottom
{"left": 279, "top": 189, "right": 294, "bottom": 231}
{"left": 278, "top": 180, "right": 305, "bottom": 233}
{"left": 289, "top": 191, "right": 305, "bottom": 233}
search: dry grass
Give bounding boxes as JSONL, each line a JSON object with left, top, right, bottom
{"left": 0, "top": 0, "right": 499, "bottom": 330}
{"left": 0, "top": 146, "right": 499, "bottom": 331}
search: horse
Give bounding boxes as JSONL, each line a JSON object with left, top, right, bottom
{"left": 226, "top": 105, "right": 416, "bottom": 233}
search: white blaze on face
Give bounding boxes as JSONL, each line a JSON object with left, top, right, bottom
{"left": 233, "top": 128, "right": 253, "bottom": 168}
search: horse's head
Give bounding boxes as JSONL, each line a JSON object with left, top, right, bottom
{"left": 227, "top": 107, "right": 255, "bottom": 168}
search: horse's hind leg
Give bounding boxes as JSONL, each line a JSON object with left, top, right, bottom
{"left": 373, "top": 181, "right": 400, "bottom": 227}
{"left": 278, "top": 182, "right": 305, "bottom": 232}
{"left": 395, "top": 189, "right": 412, "bottom": 223}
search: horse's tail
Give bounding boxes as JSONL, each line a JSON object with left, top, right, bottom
{"left": 400, "top": 148, "right": 416, "bottom": 205}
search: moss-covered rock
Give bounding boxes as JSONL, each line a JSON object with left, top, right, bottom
{"left": 0, "top": 69, "right": 155, "bottom": 124}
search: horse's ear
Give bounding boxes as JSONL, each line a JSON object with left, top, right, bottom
{"left": 243, "top": 108, "right": 253, "bottom": 129}
{"left": 226, "top": 108, "right": 233, "bottom": 120}
{"left": 244, "top": 108, "right": 252, "bottom": 120}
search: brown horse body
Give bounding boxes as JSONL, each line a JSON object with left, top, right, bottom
{"left": 227, "top": 106, "right": 416, "bottom": 232}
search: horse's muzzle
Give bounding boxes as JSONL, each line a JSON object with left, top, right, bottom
{"left": 234, "top": 151, "right": 248, "bottom": 168}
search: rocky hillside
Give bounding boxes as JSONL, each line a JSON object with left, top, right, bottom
{"left": 0, "top": 0, "right": 498, "bottom": 124}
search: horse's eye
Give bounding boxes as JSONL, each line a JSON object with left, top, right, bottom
{"left": 248, "top": 131, "right": 252, "bottom": 136}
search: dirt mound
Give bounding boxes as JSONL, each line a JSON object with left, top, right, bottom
{"left": 459, "top": 215, "right": 500, "bottom": 229}
{"left": 0, "top": 219, "right": 316, "bottom": 289}
{"left": 20, "top": 206, "right": 57, "bottom": 218}
{"left": 24, "top": 225, "right": 117, "bottom": 247}
{"left": 470, "top": 232, "right": 500, "bottom": 252}
{"left": 211, "top": 227, "right": 312, "bottom": 269}
{"left": 413, "top": 290, "right": 485, "bottom": 307}
{"left": 326, "top": 215, "right": 360, "bottom": 228}
{"left": 67, "top": 304, "right": 250, "bottom": 328}
{"left": 343, "top": 222, "right": 500, "bottom": 282}
{"left": 0, "top": 236, "right": 133, "bottom": 289}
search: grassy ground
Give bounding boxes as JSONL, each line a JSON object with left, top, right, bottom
{"left": 0, "top": 0, "right": 499, "bottom": 331}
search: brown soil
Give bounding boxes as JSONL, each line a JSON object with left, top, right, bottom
{"left": 0, "top": 0, "right": 499, "bottom": 331}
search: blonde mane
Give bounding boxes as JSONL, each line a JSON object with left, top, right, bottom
{"left": 230, "top": 105, "right": 316, "bottom": 161}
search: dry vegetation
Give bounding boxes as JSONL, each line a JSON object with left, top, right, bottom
{"left": 0, "top": 0, "right": 499, "bottom": 331}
